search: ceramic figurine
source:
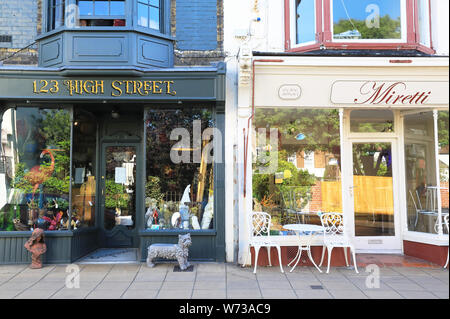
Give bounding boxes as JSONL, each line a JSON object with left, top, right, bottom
{"left": 24, "top": 228, "right": 47, "bottom": 269}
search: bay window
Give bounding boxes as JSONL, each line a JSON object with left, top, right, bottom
{"left": 285, "top": 0, "right": 434, "bottom": 53}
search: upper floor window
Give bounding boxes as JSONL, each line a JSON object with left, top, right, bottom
{"left": 48, "top": 0, "right": 65, "bottom": 31}
{"left": 293, "top": 0, "right": 317, "bottom": 46}
{"left": 286, "top": 0, "right": 434, "bottom": 54}
{"left": 45, "top": 1, "right": 169, "bottom": 33}
{"left": 332, "top": 0, "right": 405, "bottom": 42}
{"left": 77, "top": 0, "right": 126, "bottom": 26}
{"left": 137, "top": 0, "right": 160, "bottom": 31}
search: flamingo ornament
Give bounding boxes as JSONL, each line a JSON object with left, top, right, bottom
{"left": 23, "top": 149, "right": 56, "bottom": 200}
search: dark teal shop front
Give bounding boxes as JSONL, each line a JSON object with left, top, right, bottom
{"left": 0, "top": 65, "right": 226, "bottom": 264}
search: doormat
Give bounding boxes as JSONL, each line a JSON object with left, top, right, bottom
{"left": 77, "top": 248, "right": 138, "bottom": 264}
{"left": 173, "top": 265, "right": 194, "bottom": 272}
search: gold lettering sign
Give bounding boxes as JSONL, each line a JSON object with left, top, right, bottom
{"left": 32, "top": 79, "right": 177, "bottom": 97}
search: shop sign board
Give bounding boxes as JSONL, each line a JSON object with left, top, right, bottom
{"left": 331, "top": 81, "right": 448, "bottom": 106}
{"left": 0, "top": 74, "right": 224, "bottom": 101}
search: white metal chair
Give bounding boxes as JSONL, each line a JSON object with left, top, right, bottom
{"left": 244, "top": 212, "right": 284, "bottom": 274}
{"left": 444, "top": 214, "right": 449, "bottom": 269}
{"left": 318, "top": 212, "right": 359, "bottom": 274}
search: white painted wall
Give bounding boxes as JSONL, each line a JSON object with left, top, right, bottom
{"left": 430, "top": 0, "right": 449, "bottom": 55}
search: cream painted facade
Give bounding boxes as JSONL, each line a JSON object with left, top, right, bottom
{"left": 224, "top": 0, "right": 449, "bottom": 264}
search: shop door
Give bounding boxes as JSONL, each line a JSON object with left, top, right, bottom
{"left": 348, "top": 140, "right": 402, "bottom": 252}
{"left": 100, "top": 143, "right": 139, "bottom": 248}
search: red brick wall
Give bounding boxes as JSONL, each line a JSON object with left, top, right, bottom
{"left": 309, "top": 182, "right": 322, "bottom": 212}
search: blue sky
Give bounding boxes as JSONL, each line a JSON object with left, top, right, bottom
{"left": 333, "top": 0, "right": 401, "bottom": 21}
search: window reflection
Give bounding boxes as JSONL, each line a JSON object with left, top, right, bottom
{"left": 252, "top": 109, "right": 342, "bottom": 234}
{"left": 404, "top": 111, "right": 442, "bottom": 234}
{"left": 352, "top": 142, "right": 395, "bottom": 236}
{"left": 0, "top": 108, "right": 71, "bottom": 231}
{"left": 350, "top": 110, "right": 394, "bottom": 133}
{"left": 145, "top": 108, "right": 215, "bottom": 230}
{"left": 72, "top": 111, "right": 97, "bottom": 229}
{"left": 295, "top": 0, "right": 316, "bottom": 45}
{"left": 137, "top": 0, "right": 160, "bottom": 31}
{"left": 333, "top": 0, "right": 402, "bottom": 40}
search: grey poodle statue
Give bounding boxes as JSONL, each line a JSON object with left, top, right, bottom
{"left": 146, "top": 233, "right": 192, "bottom": 270}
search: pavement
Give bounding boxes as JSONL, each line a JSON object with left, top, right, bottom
{"left": 0, "top": 259, "right": 448, "bottom": 299}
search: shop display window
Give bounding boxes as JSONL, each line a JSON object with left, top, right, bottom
{"left": 404, "top": 111, "right": 448, "bottom": 235}
{"left": 0, "top": 108, "right": 71, "bottom": 231}
{"left": 71, "top": 110, "right": 97, "bottom": 229}
{"left": 252, "top": 108, "right": 342, "bottom": 235}
{"left": 144, "top": 108, "right": 216, "bottom": 230}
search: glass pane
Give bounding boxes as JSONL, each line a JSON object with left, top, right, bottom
{"left": 418, "top": 0, "right": 430, "bottom": 46}
{"left": 350, "top": 109, "right": 394, "bottom": 133}
{"left": 353, "top": 143, "right": 395, "bottom": 236}
{"left": 72, "top": 112, "right": 97, "bottom": 228}
{"left": 0, "top": 108, "right": 71, "bottom": 231}
{"left": 252, "top": 109, "right": 342, "bottom": 235}
{"left": 110, "top": 0, "right": 125, "bottom": 15}
{"left": 145, "top": 109, "right": 215, "bottom": 230}
{"left": 54, "top": 0, "right": 65, "bottom": 28}
{"left": 78, "top": 0, "right": 94, "bottom": 15}
{"left": 404, "top": 111, "right": 438, "bottom": 233}
{"left": 149, "top": 6, "right": 160, "bottom": 30}
{"left": 149, "top": 0, "right": 159, "bottom": 7}
{"left": 296, "top": 0, "right": 316, "bottom": 44}
{"left": 438, "top": 111, "right": 449, "bottom": 233}
{"left": 138, "top": 3, "right": 149, "bottom": 27}
{"left": 95, "top": 1, "right": 109, "bottom": 15}
{"left": 333, "top": 0, "right": 402, "bottom": 40}
{"left": 104, "top": 146, "right": 136, "bottom": 231}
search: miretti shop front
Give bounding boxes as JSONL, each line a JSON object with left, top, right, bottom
{"left": 239, "top": 55, "right": 449, "bottom": 267}
{"left": 0, "top": 65, "right": 226, "bottom": 264}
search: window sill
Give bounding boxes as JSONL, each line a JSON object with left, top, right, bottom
{"left": 286, "top": 42, "right": 436, "bottom": 55}
{"left": 403, "top": 231, "right": 449, "bottom": 246}
{"left": 139, "top": 229, "right": 217, "bottom": 236}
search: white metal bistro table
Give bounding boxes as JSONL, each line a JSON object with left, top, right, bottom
{"left": 283, "top": 224, "right": 323, "bottom": 273}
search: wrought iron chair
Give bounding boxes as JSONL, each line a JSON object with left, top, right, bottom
{"left": 244, "top": 212, "right": 284, "bottom": 274}
{"left": 318, "top": 212, "right": 359, "bottom": 274}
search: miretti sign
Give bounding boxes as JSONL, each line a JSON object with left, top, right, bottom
{"left": 331, "top": 81, "right": 449, "bottom": 106}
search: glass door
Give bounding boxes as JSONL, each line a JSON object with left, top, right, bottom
{"left": 100, "top": 144, "right": 138, "bottom": 247}
{"left": 350, "top": 141, "right": 402, "bottom": 251}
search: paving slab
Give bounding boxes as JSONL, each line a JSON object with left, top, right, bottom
{"left": 121, "top": 289, "right": 159, "bottom": 299}
{"left": 86, "top": 289, "right": 126, "bottom": 299}
{"left": 362, "top": 290, "right": 405, "bottom": 299}
{"left": 192, "top": 289, "right": 227, "bottom": 299}
{"left": 157, "top": 289, "right": 192, "bottom": 299}
{"left": 50, "top": 289, "right": 93, "bottom": 299}
{"left": 14, "top": 289, "right": 58, "bottom": 299}
{"left": 227, "top": 289, "right": 262, "bottom": 299}
{"left": 328, "top": 288, "right": 368, "bottom": 299}
{"left": 261, "top": 288, "right": 297, "bottom": 299}
{"left": 295, "top": 289, "right": 333, "bottom": 299}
